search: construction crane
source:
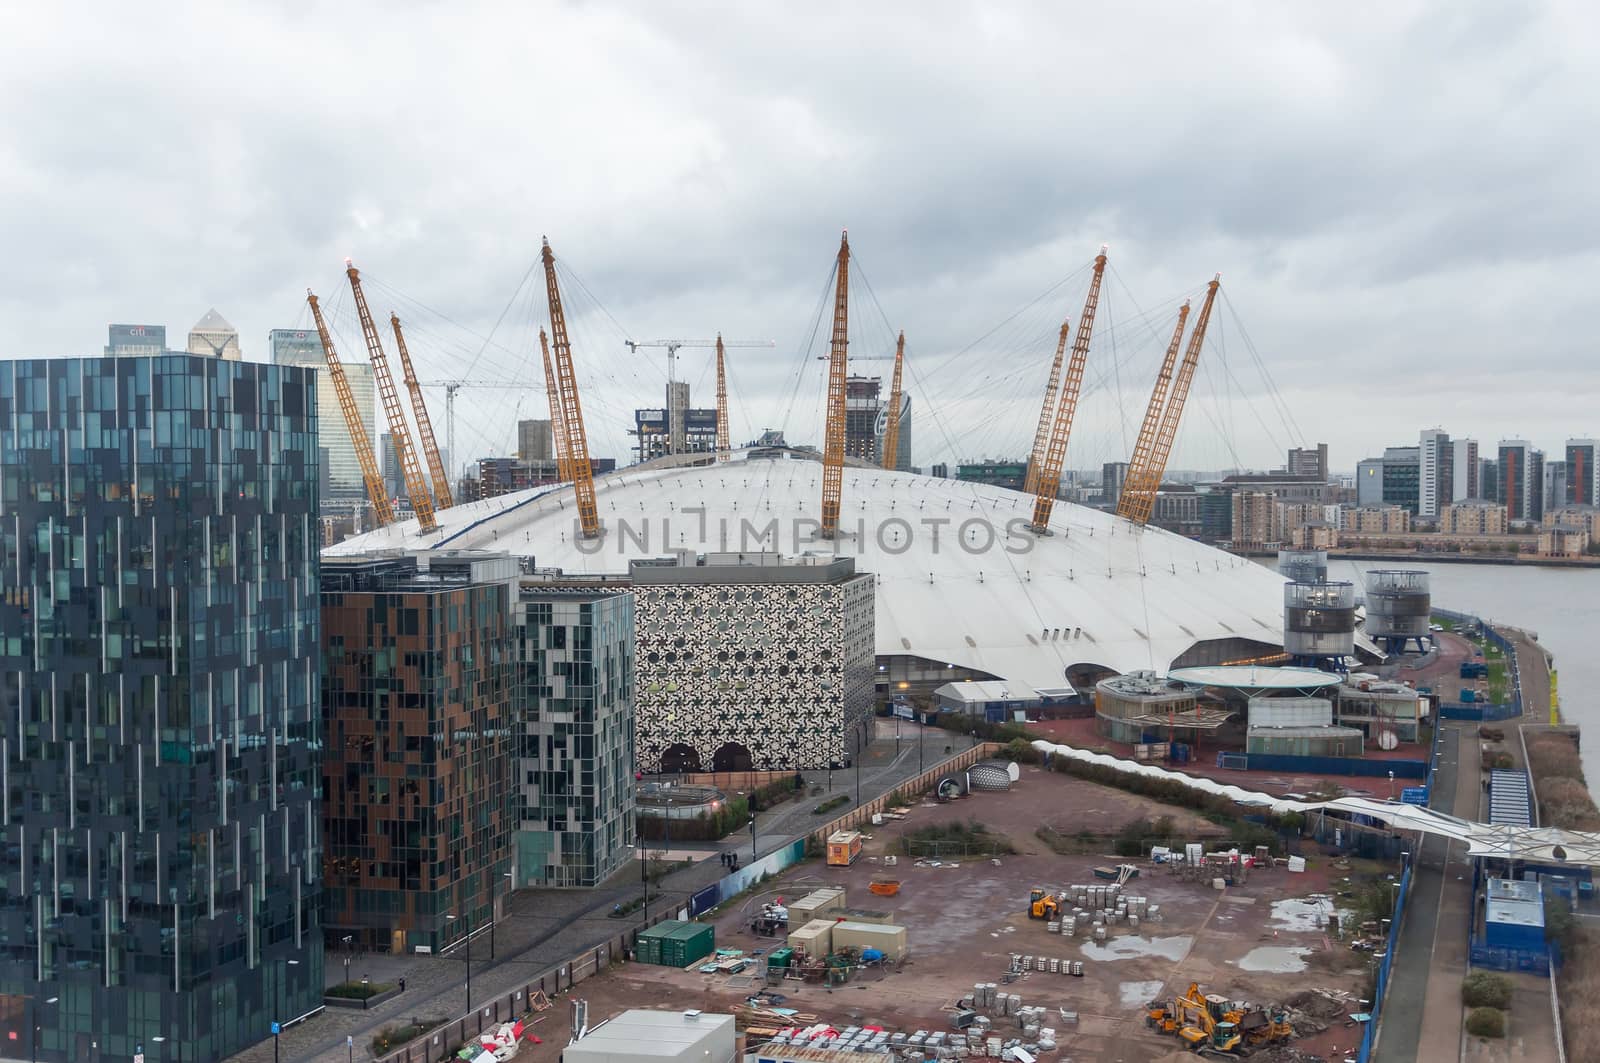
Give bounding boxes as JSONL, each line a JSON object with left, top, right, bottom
{"left": 625, "top": 337, "right": 774, "bottom": 456}
{"left": 347, "top": 261, "right": 438, "bottom": 533}
{"left": 1029, "top": 246, "right": 1108, "bottom": 534}
{"left": 881, "top": 331, "right": 905, "bottom": 471}
{"left": 715, "top": 335, "right": 729, "bottom": 459}
{"left": 539, "top": 328, "right": 574, "bottom": 482}
{"left": 541, "top": 238, "right": 601, "bottom": 538}
{"left": 1116, "top": 301, "right": 1192, "bottom": 524}
{"left": 1119, "top": 276, "right": 1221, "bottom": 527}
{"left": 418, "top": 378, "right": 537, "bottom": 483}
{"left": 820, "top": 230, "right": 851, "bottom": 539}
{"left": 306, "top": 289, "right": 393, "bottom": 526}
{"left": 1022, "top": 320, "right": 1072, "bottom": 496}
{"left": 390, "top": 314, "right": 453, "bottom": 510}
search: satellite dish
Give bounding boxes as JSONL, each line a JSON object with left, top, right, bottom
{"left": 1378, "top": 729, "right": 1399, "bottom": 751}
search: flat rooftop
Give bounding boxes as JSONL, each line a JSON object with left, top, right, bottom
{"left": 1168, "top": 665, "right": 1340, "bottom": 693}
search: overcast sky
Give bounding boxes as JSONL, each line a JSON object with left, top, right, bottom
{"left": 4, "top": 2, "right": 1596, "bottom": 475}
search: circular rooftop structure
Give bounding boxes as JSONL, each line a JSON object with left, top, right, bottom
{"left": 330, "top": 450, "right": 1296, "bottom": 690}
{"left": 1165, "top": 664, "right": 1341, "bottom": 694}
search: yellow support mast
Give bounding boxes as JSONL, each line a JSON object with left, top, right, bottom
{"left": 307, "top": 290, "right": 393, "bottom": 526}
{"left": 1116, "top": 301, "right": 1191, "bottom": 524}
{"left": 347, "top": 262, "right": 438, "bottom": 533}
{"left": 1023, "top": 320, "right": 1072, "bottom": 496}
{"left": 540, "top": 327, "right": 574, "bottom": 482}
{"left": 390, "top": 313, "right": 455, "bottom": 510}
{"left": 715, "top": 334, "right": 730, "bottom": 460}
{"left": 1029, "top": 247, "right": 1108, "bottom": 533}
{"left": 882, "top": 331, "right": 905, "bottom": 471}
{"left": 820, "top": 230, "right": 850, "bottom": 538}
{"left": 540, "top": 238, "right": 601, "bottom": 538}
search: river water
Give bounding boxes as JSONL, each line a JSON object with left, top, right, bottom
{"left": 1318, "top": 559, "right": 1600, "bottom": 789}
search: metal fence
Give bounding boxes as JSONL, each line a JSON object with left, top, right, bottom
{"left": 1360, "top": 860, "right": 1412, "bottom": 1061}
{"left": 1241, "top": 753, "right": 1428, "bottom": 779}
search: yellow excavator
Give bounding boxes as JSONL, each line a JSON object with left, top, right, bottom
{"left": 1027, "top": 888, "right": 1061, "bottom": 920}
{"left": 1148, "top": 982, "right": 1293, "bottom": 1056}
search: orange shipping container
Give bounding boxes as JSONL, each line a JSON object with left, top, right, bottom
{"left": 827, "top": 830, "right": 863, "bottom": 867}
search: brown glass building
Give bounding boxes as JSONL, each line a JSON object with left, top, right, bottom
{"left": 320, "top": 552, "right": 518, "bottom": 953}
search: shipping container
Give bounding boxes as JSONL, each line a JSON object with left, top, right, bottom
{"left": 787, "top": 888, "right": 846, "bottom": 926}
{"left": 830, "top": 921, "right": 908, "bottom": 961}
{"left": 660, "top": 921, "right": 715, "bottom": 968}
{"left": 827, "top": 831, "right": 863, "bottom": 867}
{"left": 835, "top": 907, "right": 893, "bottom": 925}
{"left": 786, "top": 918, "right": 836, "bottom": 957}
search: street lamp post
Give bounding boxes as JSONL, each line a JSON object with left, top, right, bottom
{"left": 749, "top": 815, "right": 757, "bottom": 859}
{"left": 491, "top": 869, "right": 513, "bottom": 959}
{"left": 446, "top": 911, "right": 473, "bottom": 1011}
{"left": 273, "top": 958, "right": 300, "bottom": 1063}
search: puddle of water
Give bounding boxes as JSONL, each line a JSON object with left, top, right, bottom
{"left": 1234, "top": 946, "right": 1310, "bottom": 972}
{"left": 1270, "top": 896, "right": 1333, "bottom": 933}
{"left": 1119, "top": 980, "right": 1166, "bottom": 1008}
{"left": 1079, "top": 935, "right": 1194, "bottom": 962}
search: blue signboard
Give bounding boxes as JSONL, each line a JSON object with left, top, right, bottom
{"left": 1400, "top": 786, "right": 1429, "bottom": 806}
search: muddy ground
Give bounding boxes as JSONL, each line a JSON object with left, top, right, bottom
{"left": 518, "top": 766, "right": 1383, "bottom": 1063}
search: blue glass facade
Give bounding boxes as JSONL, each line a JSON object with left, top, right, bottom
{"left": 0, "top": 356, "right": 324, "bottom": 1063}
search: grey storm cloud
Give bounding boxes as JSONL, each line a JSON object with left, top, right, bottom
{"left": 2, "top": 2, "right": 1597, "bottom": 472}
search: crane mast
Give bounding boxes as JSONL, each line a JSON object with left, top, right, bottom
{"left": 390, "top": 313, "right": 454, "bottom": 510}
{"left": 1116, "top": 301, "right": 1191, "bottom": 523}
{"left": 306, "top": 290, "right": 393, "bottom": 526}
{"left": 1022, "top": 321, "right": 1072, "bottom": 496}
{"left": 540, "top": 328, "right": 574, "bottom": 482}
{"left": 1029, "top": 247, "right": 1108, "bottom": 533}
{"left": 715, "top": 334, "right": 730, "bottom": 459}
{"left": 347, "top": 264, "right": 438, "bottom": 533}
{"left": 820, "top": 230, "right": 850, "bottom": 538}
{"left": 881, "top": 331, "right": 905, "bottom": 471}
{"left": 540, "top": 238, "right": 602, "bottom": 538}
{"left": 1124, "top": 276, "right": 1221, "bottom": 527}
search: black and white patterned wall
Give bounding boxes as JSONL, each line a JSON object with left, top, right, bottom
{"left": 634, "top": 573, "right": 875, "bottom": 771}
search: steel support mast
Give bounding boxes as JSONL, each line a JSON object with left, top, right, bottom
{"left": 715, "top": 334, "right": 730, "bottom": 459}
{"left": 540, "top": 238, "right": 601, "bottom": 538}
{"left": 820, "top": 230, "right": 850, "bottom": 538}
{"left": 540, "top": 328, "right": 574, "bottom": 482}
{"left": 1116, "top": 300, "right": 1191, "bottom": 524}
{"left": 1023, "top": 320, "right": 1072, "bottom": 496}
{"left": 1127, "top": 276, "right": 1221, "bottom": 527}
{"left": 882, "top": 331, "right": 905, "bottom": 471}
{"left": 390, "top": 313, "right": 454, "bottom": 510}
{"left": 1029, "top": 247, "right": 1108, "bottom": 533}
{"left": 307, "top": 290, "right": 393, "bottom": 526}
{"left": 347, "top": 263, "right": 438, "bottom": 533}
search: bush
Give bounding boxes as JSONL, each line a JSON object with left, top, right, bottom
{"left": 372, "top": 1019, "right": 443, "bottom": 1055}
{"left": 812, "top": 795, "right": 850, "bottom": 815}
{"left": 999, "top": 737, "right": 1041, "bottom": 764}
{"left": 747, "top": 773, "right": 805, "bottom": 812}
{"left": 1461, "top": 971, "right": 1513, "bottom": 1010}
{"left": 1465, "top": 1007, "right": 1506, "bottom": 1038}
{"left": 902, "top": 818, "right": 1016, "bottom": 857}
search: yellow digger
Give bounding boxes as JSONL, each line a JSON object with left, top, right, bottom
{"left": 1027, "top": 888, "right": 1061, "bottom": 920}
{"left": 1148, "top": 981, "right": 1294, "bottom": 1056}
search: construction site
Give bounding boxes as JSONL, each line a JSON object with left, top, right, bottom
{"left": 518, "top": 764, "right": 1388, "bottom": 1063}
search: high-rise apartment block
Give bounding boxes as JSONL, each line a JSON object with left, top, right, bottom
{"left": 1101, "top": 461, "right": 1130, "bottom": 508}
{"left": 1451, "top": 439, "right": 1480, "bottom": 500}
{"left": 1566, "top": 439, "right": 1599, "bottom": 507}
{"left": 320, "top": 553, "right": 517, "bottom": 953}
{"left": 515, "top": 580, "right": 637, "bottom": 887}
{"left": 1497, "top": 440, "right": 1544, "bottom": 522}
{"left": 0, "top": 356, "right": 323, "bottom": 1063}
{"left": 1285, "top": 443, "right": 1329, "bottom": 481}
{"left": 519, "top": 419, "right": 554, "bottom": 462}
{"left": 1419, "top": 429, "right": 1453, "bottom": 518}
{"left": 270, "top": 327, "right": 378, "bottom": 499}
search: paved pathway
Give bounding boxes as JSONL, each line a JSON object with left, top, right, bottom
{"left": 226, "top": 724, "right": 978, "bottom": 1063}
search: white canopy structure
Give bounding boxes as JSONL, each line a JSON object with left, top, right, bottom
{"left": 1033, "top": 738, "right": 1600, "bottom": 869}
{"left": 329, "top": 449, "right": 1294, "bottom": 689}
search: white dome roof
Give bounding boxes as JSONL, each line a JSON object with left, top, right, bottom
{"left": 327, "top": 450, "right": 1290, "bottom": 689}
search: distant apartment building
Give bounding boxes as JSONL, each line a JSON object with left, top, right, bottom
{"left": 630, "top": 554, "right": 875, "bottom": 772}
{"left": 1381, "top": 446, "right": 1421, "bottom": 513}
{"left": 1200, "top": 486, "right": 1235, "bottom": 541}
{"left": 1102, "top": 461, "right": 1130, "bottom": 508}
{"left": 1481, "top": 457, "right": 1499, "bottom": 503}
{"left": 1497, "top": 440, "right": 1544, "bottom": 522}
{"left": 1419, "top": 429, "right": 1453, "bottom": 518}
{"left": 1439, "top": 500, "right": 1509, "bottom": 536}
{"left": 519, "top": 418, "right": 554, "bottom": 462}
{"left": 1538, "top": 524, "right": 1589, "bottom": 558}
{"left": 1544, "top": 507, "right": 1600, "bottom": 539}
{"left": 515, "top": 579, "right": 637, "bottom": 888}
{"left": 0, "top": 355, "right": 323, "bottom": 1062}
{"left": 320, "top": 553, "right": 518, "bottom": 953}
{"left": 1452, "top": 438, "right": 1480, "bottom": 500}
{"left": 1152, "top": 485, "right": 1202, "bottom": 538}
{"left": 476, "top": 456, "right": 615, "bottom": 499}
{"left": 1230, "top": 490, "right": 1277, "bottom": 549}
{"left": 633, "top": 393, "right": 717, "bottom": 463}
{"left": 1355, "top": 457, "right": 1385, "bottom": 506}
{"left": 931, "top": 462, "right": 950, "bottom": 479}
{"left": 1291, "top": 521, "right": 1338, "bottom": 549}
{"left": 958, "top": 459, "right": 1029, "bottom": 492}
{"left": 271, "top": 326, "right": 378, "bottom": 499}
{"left": 1285, "top": 443, "right": 1329, "bottom": 481}
{"left": 187, "top": 308, "right": 242, "bottom": 359}
{"left": 1544, "top": 461, "right": 1568, "bottom": 518}
{"left": 1343, "top": 504, "right": 1413, "bottom": 535}
{"left": 104, "top": 322, "right": 168, "bottom": 356}
{"left": 1566, "top": 439, "right": 1599, "bottom": 507}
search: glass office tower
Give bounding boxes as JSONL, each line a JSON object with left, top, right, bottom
{"left": 0, "top": 356, "right": 324, "bottom": 1063}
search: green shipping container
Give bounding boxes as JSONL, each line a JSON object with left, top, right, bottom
{"left": 637, "top": 921, "right": 685, "bottom": 966}
{"left": 767, "top": 947, "right": 793, "bottom": 970}
{"left": 660, "top": 921, "right": 715, "bottom": 968}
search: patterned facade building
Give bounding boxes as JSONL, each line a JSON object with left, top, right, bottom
{"left": 630, "top": 555, "right": 875, "bottom": 773}
{"left": 515, "top": 580, "right": 636, "bottom": 888}
{"left": 0, "top": 355, "right": 323, "bottom": 1063}
{"left": 320, "top": 553, "right": 517, "bottom": 954}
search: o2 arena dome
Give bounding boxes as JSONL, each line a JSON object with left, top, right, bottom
{"left": 327, "top": 449, "right": 1292, "bottom": 695}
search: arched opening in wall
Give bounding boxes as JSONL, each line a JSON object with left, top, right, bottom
{"left": 1065, "top": 662, "right": 1117, "bottom": 692}
{"left": 1167, "top": 637, "right": 1285, "bottom": 670}
{"left": 660, "top": 743, "right": 702, "bottom": 774}
{"left": 711, "top": 741, "right": 754, "bottom": 773}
